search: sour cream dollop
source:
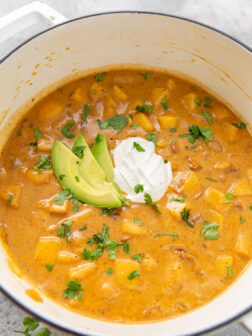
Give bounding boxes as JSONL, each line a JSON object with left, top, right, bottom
{"left": 113, "top": 137, "right": 173, "bottom": 203}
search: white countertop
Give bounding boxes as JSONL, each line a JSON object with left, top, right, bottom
{"left": 0, "top": 0, "right": 251, "bottom": 335}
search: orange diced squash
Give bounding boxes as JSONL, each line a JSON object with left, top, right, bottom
{"left": 142, "top": 254, "right": 157, "bottom": 272}
{"left": 212, "top": 105, "right": 231, "bottom": 120}
{"left": 113, "top": 85, "right": 128, "bottom": 101}
{"left": 37, "top": 137, "right": 54, "bottom": 152}
{"left": 57, "top": 251, "right": 79, "bottom": 263}
{"left": 103, "top": 97, "right": 118, "bottom": 118}
{"left": 151, "top": 88, "right": 170, "bottom": 105}
{"left": 26, "top": 170, "right": 53, "bottom": 185}
{"left": 71, "top": 87, "right": 86, "bottom": 103}
{"left": 182, "top": 93, "right": 197, "bottom": 111}
{"left": 226, "top": 124, "right": 239, "bottom": 142}
{"left": 70, "top": 263, "right": 97, "bottom": 279}
{"left": 121, "top": 221, "right": 146, "bottom": 236}
{"left": 35, "top": 236, "right": 59, "bottom": 264}
{"left": 49, "top": 197, "right": 69, "bottom": 214}
{"left": 230, "top": 179, "right": 252, "bottom": 197}
{"left": 114, "top": 259, "right": 140, "bottom": 289}
{"left": 134, "top": 113, "right": 154, "bottom": 132}
{"left": 216, "top": 255, "right": 233, "bottom": 277}
{"left": 157, "top": 115, "right": 177, "bottom": 130}
{"left": 90, "top": 82, "right": 104, "bottom": 101}
{"left": 38, "top": 102, "right": 64, "bottom": 122}
{"left": 214, "top": 161, "right": 230, "bottom": 170}
{"left": 236, "top": 233, "right": 251, "bottom": 258}
{"left": 179, "top": 171, "right": 201, "bottom": 196}
{"left": 0, "top": 184, "right": 22, "bottom": 208}
{"left": 205, "top": 187, "right": 230, "bottom": 211}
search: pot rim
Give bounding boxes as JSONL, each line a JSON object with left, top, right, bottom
{"left": 0, "top": 10, "right": 251, "bottom": 336}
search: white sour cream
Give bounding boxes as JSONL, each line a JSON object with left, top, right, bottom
{"left": 113, "top": 137, "right": 173, "bottom": 203}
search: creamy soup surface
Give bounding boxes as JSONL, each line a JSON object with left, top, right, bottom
{"left": 0, "top": 69, "right": 252, "bottom": 323}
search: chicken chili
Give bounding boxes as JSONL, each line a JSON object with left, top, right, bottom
{"left": 0, "top": 69, "right": 251, "bottom": 322}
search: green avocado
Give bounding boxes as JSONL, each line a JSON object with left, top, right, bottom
{"left": 92, "top": 133, "right": 114, "bottom": 182}
{"left": 72, "top": 135, "right": 105, "bottom": 188}
{"left": 52, "top": 140, "right": 122, "bottom": 208}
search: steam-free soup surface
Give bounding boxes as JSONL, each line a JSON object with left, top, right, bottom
{"left": 0, "top": 69, "right": 252, "bottom": 322}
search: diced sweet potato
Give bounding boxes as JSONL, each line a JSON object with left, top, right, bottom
{"left": 90, "top": 82, "right": 104, "bottom": 101}
{"left": 205, "top": 187, "right": 231, "bottom": 211}
{"left": 157, "top": 115, "right": 177, "bottom": 130}
{"left": 236, "top": 233, "right": 251, "bottom": 258}
{"left": 37, "top": 137, "right": 54, "bottom": 152}
{"left": 212, "top": 105, "right": 231, "bottom": 120}
{"left": 49, "top": 197, "right": 69, "bottom": 214}
{"left": 26, "top": 170, "right": 53, "bottom": 185}
{"left": 0, "top": 184, "right": 22, "bottom": 208}
{"left": 37, "top": 102, "right": 64, "bottom": 122}
{"left": 121, "top": 221, "right": 146, "bottom": 236}
{"left": 179, "top": 171, "right": 201, "bottom": 197}
{"left": 214, "top": 161, "right": 230, "bottom": 170}
{"left": 226, "top": 124, "right": 239, "bottom": 142}
{"left": 134, "top": 113, "right": 154, "bottom": 132}
{"left": 103, "top": 97, "right": 118, "bottom": 118}
{"left": 142, "top": 254, "right": 157, "bottom": 272}
{"left": 71, "top": 87, "right": 86, "bottom": 103}
{"left": 216, "top": 255, "right": 233, "bottom": 277}
{"left": 114, "top": 259, "right": 140, "bottom": 289}
{"left": 113, "top": 85, "right": 128, "bottom": 102}
{"left": 182, "top": 93, "right": 197, "bottom": 111}
{"left": 70, "top": 263, "right": 97, "bottom": 279}
{"left": 151, "top": 87, "right": 170, "bottom": 105}
{"left": 57, "top": 251, "right": 79, "bottom": 263}
{"left": 35, "top": 236, "right": 59, "bottom": 264}
{"left": 230, "top": 179, "right": 252, "bottom": 197}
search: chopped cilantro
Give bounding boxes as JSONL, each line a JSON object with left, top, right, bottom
{"left": 169, "top": 196, "right": 185, "bottom": 203}
{"left": 132, "top": 254, "right": 142, "bottom": 263}
{"left": 194, "top": 97, "right": 202, "bottom": 106}
{"left": 79, "top": 225, "right": 87, "bottom": 231}
{"left": 223, "top": 192, "right": 233, "bottom": 204}
{"left": 97, "top": 115, "right": 128, "bottom": 133}
{"left": 133, "top": 142, "right": 145, "bottom": 152}
{"left": 240, "top": 216, "right": 246, "bottom": 224}
{"left": 144, "top": 192, "right": 162, "bottom": 214}
{"left": 179, "top": 124, "right": 213, "bottom": 143}
{"left": 128, "top": 113, "right": 133, "bottom": 119}
{"left": 29, "top": 142, "right": 38, "bottom": 147}
{"left": 226, "top": 265, "right": 233, "bottom": 279}
{"left": 45, "top": 264, "right": 54, "bottom": 272}
{"left": 153, "top": 233, "right": 179, "bottom": 240}
{"left": 34, "top": 155, "right": 51, "bottom": 173}
{"left": 185, "top": 144, "right": 197, "bottom": 150}
{"left": 72, "top": 197, "right": 80, "bottom": 212}
{"left": 204, "top": 97, "right": 212, "bottom": 108}
{"left": 81, "top": 104, "right": 91, "bottom": 123}
{"left": 6, "top": 194, "right": 14, "bottom": 205}
{"left": 133, "top": 218, "right": 142, "bottom": 226}
{"left": 170, "top": 128, "right": 177, "bottom": 133}
{"left": 94, "top": 72, "right": 107, "bottom": 82}
{"left": 75, "top": 176, "right": 80, "bottom": 182}
{"left": 136, "top": 104, "right": 154, "bottom": 115}
{"left": 122, "top": 241, "right": 130, "bottom": 254}
{"left": 100, "top": 207, "right": 114, "bottom": 216}
{"left": 73, "top": 145, "right": 85, "bottom": 159}
{"left": 17, "top": 131, "right": 23, "bottom": 136}
{"left": 232, "top": 122, "right": 246, "bottom": 129}
{"left": 131, "top": 123, "right": 138, "bottom": 130}
{"left": 34, "top": 127, "right": 43, "bottom": 141}
{"left": 63, "top": 280, "right": 83, "bottom": 301}
{"left": 91, "top": 89, "right": 96, "bottom": 95}
{"left": 107, "top": 240, "right": 121, "bottom": 260}
{"left": 180, "top": 207, "right": 194, "bottom": 228}
{"left": 146, "top": 133, "right": 157, "bottom": 147}
{"left": 164, "top": 160, "right": 168, "bottom": 163}
{"left": 134, "top": 184, "right": 144, "bottom": 194}
{"left": 106, "top": 267, "right": 113, "bottom": 276}
{"left": 200, "top": 221, "right": 219, "bottom": 240}
{"left": 57, "top": 221, "right": 72, "bottom": 242}
{"left": 53, "top": 189, "right": 72, "bottom": 205}
{"left": 249, "top": 206, "right": 252, "bottom": 211}
{"left": 59, "top": 174, "right": 66, "bottom": 181}
{"left": 201, "top": 110, "right": 213, "bottom": 125}
{"left": 128, "top": 270, "right": 140, "bottom": 280}
{"left": 161, "top": 96, "right": 168, "bottom": 110}
{"left": 191, "top": 86, "right": 197, "bottom": 91}
{"left": 14, "top": 316, "right": 51, "bottom": 336}
{"left": 61, "top": 120, "right": 75, "bottom": 138}
{"left": 206, "top": 177, "right": 218, "bottom": 182}
{"left": 139, "top": 72, "right": 151, "bottom": 80}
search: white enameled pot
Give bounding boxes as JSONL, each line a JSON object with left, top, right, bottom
{"left": 0, "top": 2, "right": 251, "bottom": 336}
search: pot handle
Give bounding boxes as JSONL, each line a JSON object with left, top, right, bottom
{"left": 0, "top": 1, "right": 67, "bottom": 43}
{"left": 240, "top": 311, "right": 252, "bottom": 334}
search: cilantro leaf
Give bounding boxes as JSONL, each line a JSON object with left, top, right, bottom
{"left": 232, "top": 122, "right": 246, "bottom": 129}
{"left": 53, "top": 189, "right": 72, "bottom": 205}
{"left": 133, "top": 218, "right": 142, "bottom": 226}
{"left": 133, "top": 142, "right": 145, "bottom": 152}
{"left": 169, "top": 196, "right": 185, "bottom": 203}
{"left": 153, "top": 233, "right": 179, "bottom": 240}
{"left": 106, "top": 267, "right": 113, "bottom": 276}
{"left": 100, "top": 207, "right": 114, "bottom": 216}
{"left": 34, "top": 128, "right": 43, "bottom": 141}
{"left": 57, "top": 221, "right": 72, "bottom": 242}
{"left": 201, "top": 110, "right": 213, "bottom": 125}
{"left": 144, "top": 192, "right": 162, "bottom": 214}
{"left": 45, "top": 264, "right": 54, "bottom": 272}
{"left": 206, "top": 177, "right": 218, "bottom": 182}
{"left": 81, "top": 104, "right": 91, "bottom": 123}
{"left": 146, "top": 133, "right": 157, "bottom": 147}
{"left": 204, "top": 97, "right": 212, "bottom": 108}
{"left": 139, "top": 72, "right": 151, "bottom": 80}
{"left": 200, "top": 127, "right": 213, "bottom": 141}
{"left": 179, "top": 124, "right": 213, "bottom": 143}
{"left": 122, "top": 241, "right": 130, "bottom": 254}
{"left": 180, "top": 207, "right": 194, "bottom": 228}
{"left": 131, "top": 123, "right": 138, "bottom": 130}
{"left": 132, "top": 254, "right": 142, "bottom": 263}
{"left": 136, "top": 104, "right": 154, "bottom": 115}
{"left": 79, "top": 225, "right": 87, "bottom": 231}
{"left": 128, "top": 270, "right": 140, "bottom": 280}
{"left": 200, "top": 221, "right": 219, "bottom": 240}
{"left": 6, "top": 194, "right": 14, "bottom": 205}
{"left": 34, "top": 155, "right": 51, "bottom": 173}
{"left": 97, "top": 115, "right": 128, "bottom": 133}
{"left": 61, "top": 120, "right": 75, "bottom": 138}
{"left": 14, "top": 316, "right": 51, "bottom": 336}
{"left": 33, "top": 328, "right": 51, "bottom": 336}
{"left": 223, "top": 192, "right": 233, "bottom": 204}
{"left": 63, "top": 280, "right": 83, "bottom": 301}
{"left": 240, "top": 216, "right": 246, "bottom": 224}
{"left": 194, "top": 97, "right": 202, "bottom": 106}
{"left": 226, "top": 265, "right": 233, "bottom": 279}
{"left": 161, "top": 96, "right": 168, "bottom": 110}
{"left": 94, "top": 72, "right": 107, "bottom": 82}
{"left": 107, "top": 240, "right": 120, "bottom": 260}
{"left": 72, "top": 145, "right": 85, "bottom": 158}
{"left": 134, "top": 184, "right": 144, "bottom": 194}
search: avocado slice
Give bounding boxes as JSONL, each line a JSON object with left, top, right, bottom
{"left": 52, "top": 140, "right": 122, "bottom": 208}
{"left": 72, "top": 135, "right": 105, "bottom": 188}
{"left": 92, "top": 133, "right": 114, "bottom": 182}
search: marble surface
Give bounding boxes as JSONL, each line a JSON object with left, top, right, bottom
{"left": 0, "top": 0, "right": 251, "bottom": 335}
